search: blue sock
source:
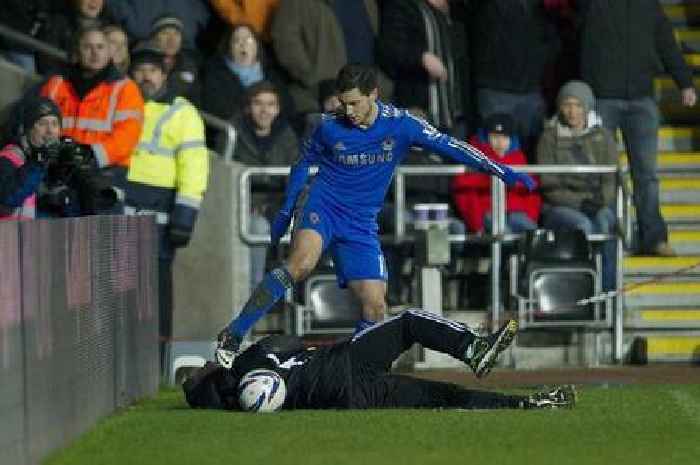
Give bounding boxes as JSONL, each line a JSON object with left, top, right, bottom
{"left": 227, "top": 267, "right": 293, "bottom": 338}
{"left": 353, "top": 318, "right": 376, "bottom": 336}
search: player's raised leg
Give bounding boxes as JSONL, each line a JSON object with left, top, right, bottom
{"left": 216, "top": 229, "right": 324, "bottom": 366}
{"left": 349, "top": 308, "right": 517, "bottom": 378}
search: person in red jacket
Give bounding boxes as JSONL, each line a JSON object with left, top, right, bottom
{"left": 451, "top": 113, "right": 540, "bottom": 234}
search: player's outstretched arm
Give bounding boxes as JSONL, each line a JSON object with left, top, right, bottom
{"left": 405, "top": 114, "right": 536, "bottom": 191}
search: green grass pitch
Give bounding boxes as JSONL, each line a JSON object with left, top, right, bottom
{"left": 44, "top": 384, "right": 700, "bottom": 465}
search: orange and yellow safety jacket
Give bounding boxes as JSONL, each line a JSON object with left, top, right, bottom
{"left": 40, "top": 66, "right": 144, "bottom": 169}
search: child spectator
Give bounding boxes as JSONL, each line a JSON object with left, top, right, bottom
{"left": 451, "top": 113, "right": 540, "bottom": 234}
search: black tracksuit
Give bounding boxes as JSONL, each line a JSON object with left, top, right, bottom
{"left": 184, "top": 309, "right": 526, "bottom": 410}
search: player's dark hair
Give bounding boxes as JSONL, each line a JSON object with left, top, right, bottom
{"left": 335, "top": 64, "right": 378, "bottom": 95}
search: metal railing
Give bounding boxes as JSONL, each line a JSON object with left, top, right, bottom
{"left": 0, "top": 24, "right": 68, "bottom": 63}
{"left": 237, "top": 164, "right": 626, "bottom": 361}
{"left": 201, "top": 112, "right": 237, "bottom": 162}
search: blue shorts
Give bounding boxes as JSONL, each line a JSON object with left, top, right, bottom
{"left": 295, "top": 199, "right": 387, "bottom": 288}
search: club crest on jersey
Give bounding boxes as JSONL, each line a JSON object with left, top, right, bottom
{"left": 382, "top": 137, "right": 395, "bottom": 155}
{"left": 333, "top": 141, "right": 346, "bottom": 155}
{"left": 309, "top": 212, "right": 320, "bottom": 224}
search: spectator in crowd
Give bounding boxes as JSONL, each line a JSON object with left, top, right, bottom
{"left": 126, "top": 45, "right": 209, "bottom": 366}
{"left": 378, "top": 0, "right": 463, "bottom": 134}
{"left": 107, "top": 0, "right": 212, "bottom": 50}
{"left": 104, "top": 24, "right": 130, "bottom": 74}
{"left": 0, "top": 97, "right": 60, "bottom": 219}
{"left": 40, "top": 25, "right": 144, "bottom": 211}
{"left": 219, "top": 80, "right": 298, "bottom": 290}
{"left": 36, "top": 0, "right": 116, "bottom": 74}
{"left": 470, "top": 0, "right": 559, "bottom": 155}
{"left": 200, "top": 23, "right": 291, "bottom": 123}
{"left": 451, "top": 113, "right": 540, "bottom": 235}
{"left": 208, "top": 0, "right": 280, "bottom": 43}
{"left": 270, "top": 0, "right": 393, "bottom": 118}
{"left": 536, "top": 80, "right": 617, "bottom": 290}
{"left": 0, "top": 0, "right": 53, "bottom": 73}
{"left": 149, "top": 14, "right": 201, "bottom": 102}
{"left": 303, "top": 79, "right": 342, "bottom": 137}
{"left": 577, "top": 0, "right": 697, "bottom": 256}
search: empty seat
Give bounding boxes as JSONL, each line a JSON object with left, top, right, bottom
{"left": 510, "top": 229, "right": 602, "bottom": 326}
{"left": 296, "top": 274, "right": 362, "bottom": 335}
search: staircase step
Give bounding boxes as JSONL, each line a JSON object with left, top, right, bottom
{"left": 669, "top": 230, "right": 700, "bottom": 255}
{"left": 660, "top": 178, "right": 700, "bottom": 203}
{"left": 674, "top": 28, "right": 700, "bottom": 48}
{"left": 624, "top": 255, "right": 700, "bottom": 274}
{"left": 624, "top": 177, "right": 700, "bottom": 202}
{"left": 627, "top": 308, "right": 700, "bottom": 329}
{"left": 655, "top": 76, "right": 700, "bottom": 93}
{"left": 632, "top": 204, "right": 700, "bottom": 224}
{"left": 644, "top": 335, "right": 700, "bottom": 362}
{"left": 624, "top": 281, "right": 700, "bottom": 307}
{"left": 686, "top": 53, "right": 700, "bottom": 68}
{"left": 620, "top": 151, "right": 700, "bottom": 171}
{"left": 665, "top": 4, "right": 700, "bottom": 26}
{"left": 661, "top": 204, "right": 700, "bottom": 222}
{"left": 658, "top": 126, "right": 700, "bottom": 151}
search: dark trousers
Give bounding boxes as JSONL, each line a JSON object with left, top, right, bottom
{"left": 597, "top": 97, "right": 667, "bottom": 252}
{"left": 157, "top": 225, "right": 176, "bottom": 369}
{"left": 347, "top": 309, "right": 523, "bottom": 409}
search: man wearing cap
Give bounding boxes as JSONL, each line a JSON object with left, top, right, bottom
{"left": 108, "top": 0, "right": 211, "bottom": 50}
{"left": 150, "top": 14, "right": 201, "bottom": 101}
{"left": 536, "top": 80, "right": 618, "bottom": 291}
{"left": 40, "top": 25, "right": 144, "bottom": 211}
{"left": 0, "top": 96, "right": 62, "bottom": 220}
{"left": 127, "top": 44, "right": 209, "bottom": 367}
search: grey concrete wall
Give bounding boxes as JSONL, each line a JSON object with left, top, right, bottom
{"left": 0, "top": 58, "right": 41, "bottom": 129}
{"left": 172, "top": 156, "right": 251, "bottom": 340}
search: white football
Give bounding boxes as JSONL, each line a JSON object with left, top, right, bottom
{"left": 238, "top": 369, "right": 287, "bottom": 413}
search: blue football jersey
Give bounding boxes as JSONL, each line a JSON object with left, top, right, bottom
{"left": 281, "top": 102, "right": 508, "bottom": 221}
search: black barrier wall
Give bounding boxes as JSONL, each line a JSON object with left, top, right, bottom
{"left": 0, "top": 216, "right": 159, "bottom": 465}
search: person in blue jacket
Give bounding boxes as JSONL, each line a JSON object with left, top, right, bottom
{"left": 216, "top": 64, "right": 535, "bottom": 369}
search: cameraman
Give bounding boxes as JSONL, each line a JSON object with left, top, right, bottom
{"left": 40, "top": 137, "right": 117, "bottom": 217}
{"left": 0, "top": 97, "right": 60, "bottom": 220}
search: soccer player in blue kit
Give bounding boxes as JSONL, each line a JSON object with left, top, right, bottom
{"left": 216, "top": 64, "right": 536, "bottom": 374}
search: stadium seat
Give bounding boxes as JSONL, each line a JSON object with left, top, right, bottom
{"left": 510, "top": 229, "right": 608, "bottom": 327}
{"left": 295, "top": 274, "right": 363, "bottom": 336}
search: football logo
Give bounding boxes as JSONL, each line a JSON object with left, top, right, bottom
{"left": 382, "top": 137, "right": 395, "bottom": 153}
{"left": 333, "top": 141, "right": 346, "bottom": 155}
{"left": 309, "top": 212, "right": 320, "bottom": 224}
